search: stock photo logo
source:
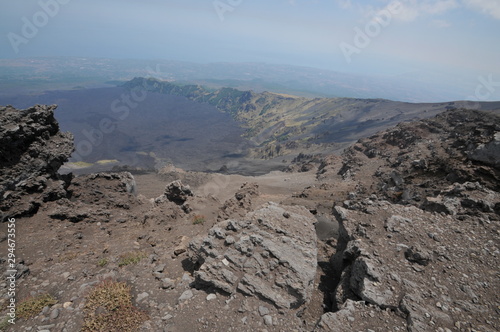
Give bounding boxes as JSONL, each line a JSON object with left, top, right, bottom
{"left": 213, "top": 0, "right": 243, "bottom": 22}
{"left": 339, "top": 0, "right": 402, "bottom": 64}
{"left": 7, "top": 0, "right": 72, "bottom": 54}
{"left": 470, "top": 74, "right": 500, "bottom": 101}
{"left": 458, "top": 74, "right": 500, "bottom": 109}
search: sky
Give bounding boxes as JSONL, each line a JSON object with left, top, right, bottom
{"left": 0, "top": 0, "right": 499, "bottom": 100}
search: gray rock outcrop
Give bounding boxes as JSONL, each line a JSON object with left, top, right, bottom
{"left": 164, "top": 180, "right": 193, "bottom": 204}
{"left": 467, "top": 132, "right": 500, "bottom": 167}
{"left": 189, "top": 202, "right": 317, "bottom": 309}
{"left": 323, "top": 184, "right": 500, "bottom": 332}
{"left": 0, "top": 105, "right": 74, "bottom": 220}
{"left": 49, "top": 172, "right": 138, "bottom": 223}
{"left": 217, "top": 182, "right": 259, "bottom": 221}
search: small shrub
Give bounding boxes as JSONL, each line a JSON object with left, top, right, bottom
{"left": 17, "top": 294, "right": 57, "bottom": 319}
{"left": 58, "top": 252, "right": 79, "bottom": 262}
{"left": 83, "top": 280, "right": 131, "bottom": 312}
{"left": 118, "top": 251, "right": 147, "bottom": 267}
{"left": 82, "top": 280, "right": 148, "bottom": 332}
{"left": 192, "top": 214, "right": 205, "bottom": 225}
{"left": 97, "top": 258, "right": 108, "bottom": 267}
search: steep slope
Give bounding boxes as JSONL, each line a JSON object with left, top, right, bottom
{"left": 312, "top": 109, "right": 500, "bottom": 331}
{"left": 124, "top": 77, "right": 500, "bottom": 160}
{"left": 2, "top": 87, "right": 248, "bottom": 174}
{"left": 328, "top": 109, "right": 500, "bottom": 201}
{"left": 4, "top": 79, "right": 498, "bottom": 175}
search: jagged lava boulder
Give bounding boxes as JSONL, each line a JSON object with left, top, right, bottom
{"left": 189, "top": 202, "right": 318, "bottom": 309}
{"left": 315, "top": 188, "right": 499, "bottom": 332}
{"left": 312, "top": 109, "right": 500, "bottom": 332}
{"left": 164, "top": 180, "right": 193, "bottom": 204}
{"left": 0, "top": 105, "right": 74, "bottom": 220}
{"left": 49, "top": 172, "right": 138, "bottom": 223}
{"left": 334, "top": 109, "right": 500, "bottom": 205}
{"left": 217, "top": 182, "right": 260, "bottom": 221}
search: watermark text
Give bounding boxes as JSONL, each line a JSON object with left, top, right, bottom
{"left": 7, "top": 0, "right": 72, "bottom": 54}
{"left": 6, "top": 218, "right": 17, "bottom": 325}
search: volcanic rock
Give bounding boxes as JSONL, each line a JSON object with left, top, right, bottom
{"left": 0, "top": 105, "right": 74, "bottom": 220}
{"left": 189, "top": 202, "right": 317, "bottom": 309}
{"left": 164, "top": 180, "right": 193, "bottom": 204}
{"left": 217, "top": 182, "right": 260, "bottom": 221}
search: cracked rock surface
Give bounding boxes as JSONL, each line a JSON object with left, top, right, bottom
{"left": 189, "top": 202, "right": 317, "bottom": 309}
{"left": 0, "top": 105, "right": 74, "bottom": 220}
{"left": 317, "top": 193, "right": 499, "bottom": 332}
{"left": 314, "top": 109, "right": 500, "bottom": 332}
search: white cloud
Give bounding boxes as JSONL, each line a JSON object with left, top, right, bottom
{"left": 392, "top": 2, "right": 420, "bottom": 22}
{"left": 337, "top": 0, "right": 500, "bottom": 22}
{"left": 423, "top": 0, "right": 459, "bottom": 14}
{"left": 338, "top": 0, "right": 460, "bottom": 21}
{"left": 337, "top": 0, "right": 352, "bottom": 9}
{"left": 392, "top": 0, "right": 459, "bottom": 22}
{"left": 463, "top": 0, "right": 500, "bottom": 19}
{"left": 431, "top": 19, "right": 452, "bottom": 27}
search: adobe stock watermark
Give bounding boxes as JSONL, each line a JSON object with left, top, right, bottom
{"left": 459, "top": 74, "right": 500, "bottom": 110}
{"left": 7, "top": 0, "right": 72, "bottom": 54}
{"left": 213, "top": 0, "right": 243, "bottom": 22}
{"left": 339, "top": 0, "right": 402, "bottom": 64}
{"left": 72, "top": 68, "right": 164, "bottom": 164}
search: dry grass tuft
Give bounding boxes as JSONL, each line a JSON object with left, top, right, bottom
{"left": 17, "top": 293, "right": 57, "bottom": 319}
{"left": 81, "top": 280, "right": 148, "bottom": 332}
{"left": 117, "top": 251, "right": 147, "bottom": 267}
{"left": 192, "top": 214, "right": 205, "bottom": 225}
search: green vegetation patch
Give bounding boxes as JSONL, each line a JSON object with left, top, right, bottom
{"left": 118, "top": 251, "right": 147, "bottom": 267}
{"left": 97, "top": 258, "right": 108, "bottom": 267}
{"left": 96, "top": 159, "right": 119, "bottom": 165}
{"left": 82, "top": 280, "right": 148, "bottom": 332}
{"left": 192, "top": 214, "right": 206, "bottom": 225}
{"left": 17, "top": 294, "right": 57, "bottom": 319}
{"left": 67, "top": 161, "right": 94, "bottom": 168}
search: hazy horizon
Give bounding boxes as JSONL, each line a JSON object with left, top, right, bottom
{"left": 1, "top": 0, "right": 499, "bottom": 101}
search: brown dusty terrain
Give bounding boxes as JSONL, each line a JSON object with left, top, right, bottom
{"left": 1, "top": 166, "right": 349, "bottom": 332}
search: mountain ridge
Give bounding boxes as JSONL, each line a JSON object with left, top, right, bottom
{"left": 3, "top": 78, "right": 499, "bottom": 175}
{"left": 123, "top": 77, "right": 500, "bottom": 161}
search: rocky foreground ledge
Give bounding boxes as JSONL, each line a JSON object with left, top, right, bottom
{"left": 313, "top": 109, "right": 500, "bottom": 332}
{"left": 0, "top": 105, "right": 74, "bottom": 220}
{"left": 0, "top": 105, "right": 499, "bottom": 332}
{"left": 189, "top": 203, "right": 317, "bottom": 310}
